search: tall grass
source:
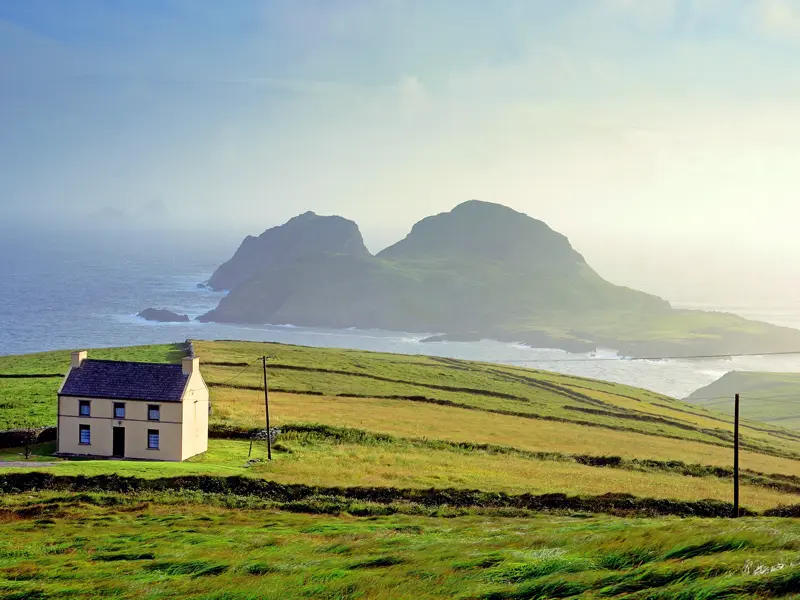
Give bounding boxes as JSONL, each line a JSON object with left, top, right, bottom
{"left": 1, "top": 494, "right": 799, "bottom": 599}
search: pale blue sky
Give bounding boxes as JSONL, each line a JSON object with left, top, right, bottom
{"left": 4, "top": 0, "right": 800, "bottom": 299}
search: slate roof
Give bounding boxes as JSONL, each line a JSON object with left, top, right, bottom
{"left": 60, "top": 359, "right": 188, "bottom": 402}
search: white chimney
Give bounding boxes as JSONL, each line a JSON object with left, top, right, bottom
{"left": 182, "top": 356, "right": 199, "bottom": 376}
{"left": 71, "top": 351, "right": 87, "bottom": 369}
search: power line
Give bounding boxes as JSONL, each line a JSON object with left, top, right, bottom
{"left": 203, "top": 349, "right": 800, "bottom": 370}
{"left": 690, "top": 393, "right": 800, "bottom": 404}
{"left": 495, "top": 349, "right": 800, "bottom": 364}
{"left": 206, "top": 354, "right": 800, "bottom": 406}
{"left": 214, "top": 358, "right": 261, "bottom": 387}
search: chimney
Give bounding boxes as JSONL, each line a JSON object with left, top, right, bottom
{"left": 71, "top": 351, "right": 87, "bottom": 369}
{"left": 182, "top": 356, "right": 199, "bottom": 376}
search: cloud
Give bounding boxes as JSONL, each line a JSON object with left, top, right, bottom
{"left": 394, "top": 75, "right": 429, "bottom": 111}
{"left": 757, "top": 0, "right": 800, "bottom": 41}
{"left": 5, "top": 0, "right": 800, "bottom": 256}
{"left": 602, "top": 0, "right": 678, "bottom": 27}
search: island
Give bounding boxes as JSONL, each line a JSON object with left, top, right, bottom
{"left": 197, "top": 200, "right": 800, "bottom": 358}
{"left": 138, "top": 308, "right": 190, "bottom": 323}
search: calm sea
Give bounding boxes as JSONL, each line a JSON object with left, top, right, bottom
{"left": 3, "top": 228, "right": 800, "bottom": 399}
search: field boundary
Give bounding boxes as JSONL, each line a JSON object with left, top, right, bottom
{"left": 211, "top": 423, "right": 800, "bottom": 495}
{"left": 0, "top": 373, "right": 63, "bottom": 379}
{"left": 207, "top": 385, "right": 799, "bottom": 459}
{"left": 206, "top": 361, "right": 529, "bottom": 401}
{"left": 0, "top": 472, "right": 771, "bottom": 518}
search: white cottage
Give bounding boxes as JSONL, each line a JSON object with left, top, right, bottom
{"left": 56, "top": 351, "right": 209, "bottom": 461}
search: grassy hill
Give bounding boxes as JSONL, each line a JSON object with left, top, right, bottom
{"left": 687, "top": 371, "right": 800, "bottom": 431}
{"left": 2, "top": 340, "right": 800, "bottom": 598}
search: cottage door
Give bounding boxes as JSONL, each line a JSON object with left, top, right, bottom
{"left": 112, "top": 427, "right": 125, "bottom": 457}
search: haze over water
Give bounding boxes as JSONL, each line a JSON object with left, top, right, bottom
{"left": 4, "top": 226, "right": 800, "bottom": 400}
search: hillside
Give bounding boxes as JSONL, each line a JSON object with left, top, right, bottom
{"left": 2, "top": 340, "right": 800, "bottom": 599}
{"left": 199, "top": 200, "right": 800, "bottom": 357}
{"left": 3, "top": 340, "right": 800, "bottom": 504}
{"left": 687, "top": 371, "right": 800, "bottom": 430}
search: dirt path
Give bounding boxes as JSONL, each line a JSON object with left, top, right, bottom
{"left": 0, "top": 461, "right": 56, "bottom": 468}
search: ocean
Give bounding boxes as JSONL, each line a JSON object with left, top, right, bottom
{"left": 3, "top": 228, "right": 800, "bottom": 399}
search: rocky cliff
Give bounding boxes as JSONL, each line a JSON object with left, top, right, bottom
{"left": 207, "top": 211, "right": 370, "bottom": 291}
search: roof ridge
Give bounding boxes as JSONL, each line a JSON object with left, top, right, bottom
{"left": 62, "top": 359, "right": 190, "bottom": 402}
{"left": 83, "top": 358, "right": 183, "bottom": 368}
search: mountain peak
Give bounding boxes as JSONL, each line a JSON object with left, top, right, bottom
{"left": 377, "top": 200, "right": 585, "bottom": 269}
{"left": 207, "top": 211, "right": 370, "bottom": 291}
{"left": 450, "top": 199, "right": 519, "bottom": 213}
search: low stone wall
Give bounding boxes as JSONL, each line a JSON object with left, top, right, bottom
{"left": 0, "top": 427, "right": 57, "bottom": 449}
{"left": 0, "top": 472, "right": 761, "bottom": 518}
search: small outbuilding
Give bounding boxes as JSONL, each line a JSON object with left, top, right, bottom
{"left": 56, "top": 351, "right": 209, "bottom": 461}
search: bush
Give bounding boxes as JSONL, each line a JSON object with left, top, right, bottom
{"left": 0, "top": 427, "right": 56, "bottom": 449}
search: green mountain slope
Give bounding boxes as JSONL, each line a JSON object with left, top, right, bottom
{"left": 687, "top": 371, "right": 800, "bottom": 430}
{"left": 199, "top": 200, "right": 800, "bottom": 357}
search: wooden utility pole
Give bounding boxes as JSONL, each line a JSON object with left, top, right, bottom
{"left": 733, "top": 393, "right": 740, "bottom": 518}
{"left": 263, "top": 355, "right": 272, "bottom": 460}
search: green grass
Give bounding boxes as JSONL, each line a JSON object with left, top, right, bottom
{"left": 6, "top": 339, "right": 799, "bottom": 457}
{"left": 4, "top": 340, "right": 800, "bottom": 598}
{"left": 0, "top": 344, "right": 184, "bottom": 375}
{"left": 0, "top": 493, "right": 799, "bottom": 599}
{"left": 0, "top": 442, "right": 57, "bottom": 462}
{"left": 0, "top": 379, "right": 61, "bottom": 431}
{"left": 4, "top": 340, "right": 800, "bottom": 476}
{"left": 688, "top": 371, "right": 800, "bottom": 430}
{"left": 0, "top": 344, "right": 184, "bottom": 430}
{"left": 195, "top": 340, "right": 800, "bottom": 455}
{"left": 2, "top": 431, "right": 798, "bottom": 511}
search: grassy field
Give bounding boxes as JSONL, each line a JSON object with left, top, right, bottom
{"left": 214, "top": 389, "right": 800, "bottom": 478}
{"left": 1, "top": 492, "right": 799, "bottom": 600}
{"left": 191, "top": 340, "right": 800, "bottom": 456}
{"left": 0, "top": 344, "right": 183, "bottom": 430}
{"left": 3, "top": 340, "right": 800, "bottom": 489}
{"left": 688, "top": 371, "right": 800, "bottom": 430}
{"left": 4, "top": 339, "right": 798, "bottom": 453}
{"left": 2, "top": 339, "right": 800, "bottom": 598}
{"left": 3, "top": 434, "right": 797, "bottom": 511}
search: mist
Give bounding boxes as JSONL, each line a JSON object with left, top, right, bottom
{"left": 4, "top": 0, "right": 800, "bottom": 304}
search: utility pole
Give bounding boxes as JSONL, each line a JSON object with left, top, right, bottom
{"left": 263, "top": 355, "right": 272, "bottom": 461}
{"left": 733, "top": 393, "right": 740, "bottom": 518}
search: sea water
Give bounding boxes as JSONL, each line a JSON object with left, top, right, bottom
{"left": 3, "top": 228, "right": 800, "bottom": 399}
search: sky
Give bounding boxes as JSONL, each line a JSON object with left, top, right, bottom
{"left": 4, "top": 0, "right": 800, "bottom": 302}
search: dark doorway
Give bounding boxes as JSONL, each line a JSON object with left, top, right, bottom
{"left": 112, "top": 427, "right": 125, "bottom": 458}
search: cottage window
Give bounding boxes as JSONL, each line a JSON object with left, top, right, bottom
{"left": 148, "top": 405, "right": 160, "bottom": 421}
{"left": 114, "top": 403, "right": 126, "bottom": 419}
{"left": 79, "top": 400, "right": 91, "bottom": 416}
{"left": 79, "top": 424, "right": 91, "bottom": 445}
{"left": 147, "top": 429, "right": 160, "bottom": 450}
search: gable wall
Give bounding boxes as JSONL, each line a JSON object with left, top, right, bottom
{"left": 57, "top": 396, "right": 184, "bottom": 461}
{"left": 181, "top": 370, "right": 209, "bottom": 460}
